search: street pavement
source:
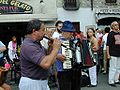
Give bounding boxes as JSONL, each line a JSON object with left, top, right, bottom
{"left": 81, "top": 73, "right": 120, "bottom": 90}
{"left": 10, "top": 73, "right": 120, "bottom": 90}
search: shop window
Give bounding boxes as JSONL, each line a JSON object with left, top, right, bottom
{"left": 63, "top": 0, "right": 80, "bottom": 10}
{"left": 105, "top": 0, "right": 117, "bottom": 3}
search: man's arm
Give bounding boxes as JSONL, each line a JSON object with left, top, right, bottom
{"left": 106, "top": 32, "right": 111, "bottom": 60}
{"left": 0, "top": 46, "right": 6, "bottom": 53}
{"left": 106, "top": 46, "right": 110, "bottom": 59}
{"left": 40, "top": 39, "right": 61, "bottom": 69}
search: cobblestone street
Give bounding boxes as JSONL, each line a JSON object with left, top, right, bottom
{"left": 10, "top": 73, "right": 120, "bottom": 90}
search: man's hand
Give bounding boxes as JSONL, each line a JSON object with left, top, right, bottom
{"left": 52, "top": 39, "right": 61, "bottom": 51}
{"left": 57, "top": 54, "right": 66, "bottom": 62}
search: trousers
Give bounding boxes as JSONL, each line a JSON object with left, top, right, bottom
{"left": 109, "top": 56, "right": 120, "bottom": 84}
{"left": 19, "top": 77, "right": 50, "bottom": 90}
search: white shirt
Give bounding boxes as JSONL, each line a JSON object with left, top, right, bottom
{"left": 52, "top": 31, "right": 61, "bottom": 39}
{"left": 102, "top": 33, "right": 108, "bottom": 50}
{"left": 40, "top": 38, "right": 49, "bottom": 49}
{"left": 8, "top": 41, "right": 18, "bottom": 61}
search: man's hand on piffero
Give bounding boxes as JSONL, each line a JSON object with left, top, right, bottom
{"left": 52, "top": 38, "right": 61, "bottom": 50}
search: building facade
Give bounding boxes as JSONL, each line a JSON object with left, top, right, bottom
{"left": 57, "top": 0, "right": 120, "bottom": 32}
{"left": 0, "top": 0, "right": 57, "bottom": 45}
{"left": 1, "top": 0, "right": 120, "bottom": 45}
{"left": 0, "top": 0, "right": 57, "bottom": 22}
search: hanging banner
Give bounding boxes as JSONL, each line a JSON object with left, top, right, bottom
{"left": 0, "top": 0, "right": 33, "bottom": 14}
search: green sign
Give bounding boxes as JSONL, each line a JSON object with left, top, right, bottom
{"left": 0, "top": 0, "right": 33, "bottom": 14}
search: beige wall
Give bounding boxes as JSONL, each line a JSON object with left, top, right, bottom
{"left": 19, "top": 0, "right": 57, "bottom": 14}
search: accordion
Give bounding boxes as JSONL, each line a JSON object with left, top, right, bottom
{"left": 72, "top": 39, "right": 96, "bottom": 68}
{"left": 62, "top": 40, "right": 72, "bottom": 69}
{"left": 79, "top": 40, "right": 96, "bottom": 67}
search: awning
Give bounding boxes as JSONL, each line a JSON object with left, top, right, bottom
{"left": 95, "top": 8, "right": 120, "bottom": 20}
{"left": 0, "top": 14, "right": 57, "bottom": 23}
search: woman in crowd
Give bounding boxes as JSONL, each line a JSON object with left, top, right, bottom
{"left": 8, "top": 36, "right": 18, "bottom": 62}
{"left": 87, "top": 28, "right": 99, "bottom": 87}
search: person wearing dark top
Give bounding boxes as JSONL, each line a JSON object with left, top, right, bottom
{"left": 19, "top": 19, "right": 61, "bottom": 90}
{"left": 107, "top": 21, "right": 120, "bottom": 87}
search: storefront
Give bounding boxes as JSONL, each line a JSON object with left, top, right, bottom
{"left": 95, "top": 8, "right": 120, "bottom": 26}
{"left": 0, "top": 0, "right": 57, "bottom": 46}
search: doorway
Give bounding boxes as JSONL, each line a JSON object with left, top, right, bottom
{"left": 97, "top": 17, "right": 120, "bottom": 26}
{"left": 0, "top": 22, "right": 27, "bottom": 46}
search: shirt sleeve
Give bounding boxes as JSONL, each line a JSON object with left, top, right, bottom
{"left": 23, "top": 45, "right": 46, "bottom": 65}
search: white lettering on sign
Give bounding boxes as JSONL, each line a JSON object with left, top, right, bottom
{"left": 96, "top": 8, "right": 120, "bottom": 14}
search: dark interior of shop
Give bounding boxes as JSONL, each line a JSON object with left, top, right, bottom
{"left": 0, "top": 22, "right": 27, "bottom": 47}
{"left": 97, "top": 17, "right": 120, "bottom": 25}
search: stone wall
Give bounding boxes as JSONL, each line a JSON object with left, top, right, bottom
{"left": 57, "top": 0, "right": 120, "bottom": 8}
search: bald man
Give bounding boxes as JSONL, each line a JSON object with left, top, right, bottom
{"left": 107, "top": 21, "right": 120, "bottom": 87}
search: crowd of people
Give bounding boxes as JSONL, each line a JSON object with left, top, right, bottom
{"left": 0, "top": 19, "right": 120, "bottom": 90}
{"left": 0, "top": 35, "right": 19, "bottom": 90}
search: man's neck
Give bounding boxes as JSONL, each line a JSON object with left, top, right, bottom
{"left": 113, "top": 29, "right": 120, "bottom": 33}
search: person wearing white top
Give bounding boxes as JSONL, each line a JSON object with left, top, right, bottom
{"left": 102, "top": 27, "right": 110, "bottom": 74}
{"left": 52, "top": 20, "right": 63, "bottom": 39}
{"left": 8, "top": 36, "right": 18, "bottom": 62}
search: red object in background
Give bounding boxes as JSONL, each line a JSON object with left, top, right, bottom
{"left": 75, "top": 32, "right": 87, "bottom": 40}
{"left": 98, "top": 36, "right": 103, "bottom": 46}
{"left": 75, "top": 34, "right": 81, "bottom": 38}
{"left": 5, "top": 63, "right": 10, "bottom": 70}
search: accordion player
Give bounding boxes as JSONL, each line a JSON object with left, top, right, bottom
{"left": 54, "top": 21, "right": 81, "bottom": 90}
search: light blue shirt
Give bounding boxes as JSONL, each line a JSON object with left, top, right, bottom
{"left": 0, "top": 41, "right": 5, "bottom": 58}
